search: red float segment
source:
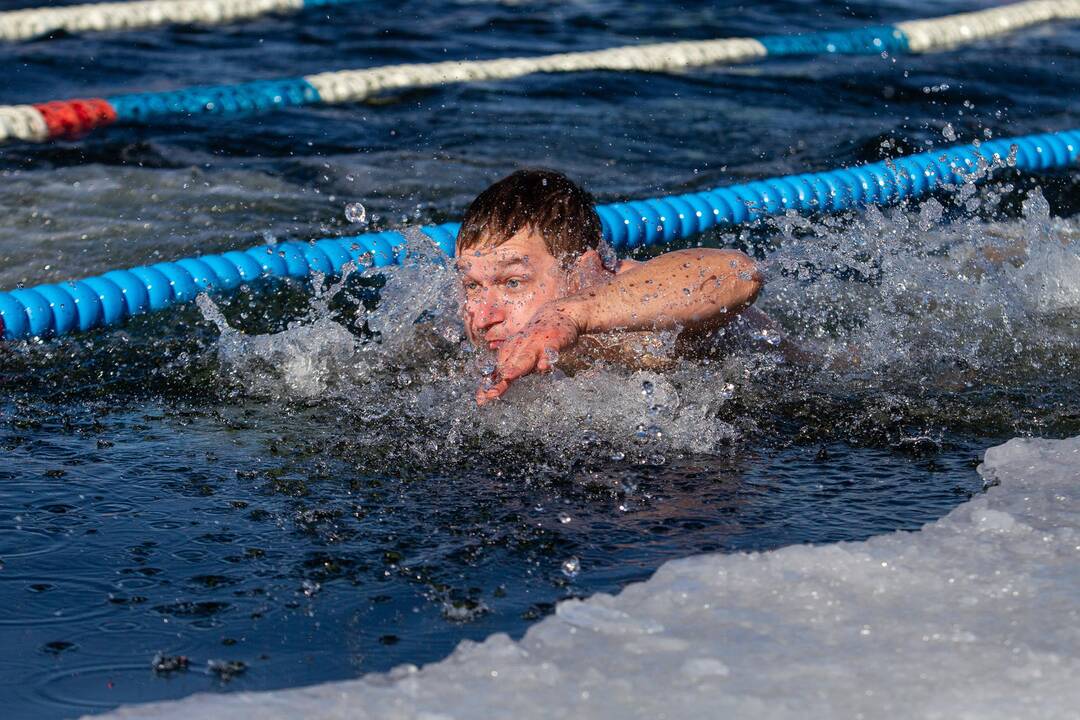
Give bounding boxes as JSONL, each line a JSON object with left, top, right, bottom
{"left": 32, "top": 98, "right": 118, "bottom": 139}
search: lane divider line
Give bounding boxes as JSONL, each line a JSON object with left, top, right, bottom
{"left": 2, "top": 1, "right": 1078, "bottom": 145}
{"left": 1, "top": 128, "right": 1076, "bottom": 340}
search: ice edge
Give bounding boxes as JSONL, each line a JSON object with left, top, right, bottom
{"left": 100, "top": 436, "right": 1080, "bottom": 720}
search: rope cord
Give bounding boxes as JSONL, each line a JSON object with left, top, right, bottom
{"left": 0, "top": 0, "right": 356, "bottom": 42}
{"left": 2, "top": 0, "right": 1078, "bottom": 144}
{"left": 1, "top": 128, "right": 1076, "bottom": 341}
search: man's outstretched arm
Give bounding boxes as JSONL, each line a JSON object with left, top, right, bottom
{"left": 558, "top": 248, "right": 762, "bottom": 335}
{"left": 477, "top": 249, "right": 762, "bottom": 404}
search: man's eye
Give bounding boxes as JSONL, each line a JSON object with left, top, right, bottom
{"left": 465, "top": 281, "right": 479, "bottom": 292}
{"left": 505, "top": 278, "right": 522, "bottom": 289}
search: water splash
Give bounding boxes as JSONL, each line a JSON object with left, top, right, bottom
{"left": 764, "top": 186, "right": 1079, "bottom": 377}
{"left": 344, "top": 202, "right": 367, "bottom": 225}
{"left": 196, "top": 187, "right": 1080, "bottom": 469}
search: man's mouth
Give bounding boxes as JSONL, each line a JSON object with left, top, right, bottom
{"left": 487, "top": 339, "right": 503, "bottom": 350}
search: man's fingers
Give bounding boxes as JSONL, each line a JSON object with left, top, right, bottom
{"left": 476, "top": 348, "right": 538, "bottom": 406}
{"left": 476, "top": 378, "right": 510, "bottom": 405}
{"left": 477, "top": 337, "right": 561, "bottom": 406}
{"left": 497, "top": 342, "right": 540, "bottom": 383}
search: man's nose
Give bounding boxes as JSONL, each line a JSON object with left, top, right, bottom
{"left": 470, "top": 296, "right": 505, "bottom": 331}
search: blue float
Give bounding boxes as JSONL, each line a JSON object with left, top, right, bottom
{"left": 1, "top": 129, "right": 1077, "bottom": 340}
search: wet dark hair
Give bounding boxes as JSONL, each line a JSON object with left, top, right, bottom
{"left": 456, "top": 169, "right": 602, "bottom": 264}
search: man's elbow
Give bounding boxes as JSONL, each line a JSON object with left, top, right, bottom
{"left": 726, "top": 251, "right": 763, "bottom": 308}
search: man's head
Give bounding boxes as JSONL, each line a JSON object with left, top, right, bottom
{"left": 455, "top": 170, "right": 605, "bottom": 348}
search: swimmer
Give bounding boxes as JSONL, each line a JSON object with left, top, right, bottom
{"left": 456, "top": 169, "right": 768, "bottom": 405}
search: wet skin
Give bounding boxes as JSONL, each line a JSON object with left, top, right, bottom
{"left": 456, "top": 228, "right": 763, "bottom": 404}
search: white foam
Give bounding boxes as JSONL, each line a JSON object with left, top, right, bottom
{"left": 97, "top": 434, "right": 1080, "bottom": 720}
{"left": 203, "top": 234, "right": 743, "bottom": 458}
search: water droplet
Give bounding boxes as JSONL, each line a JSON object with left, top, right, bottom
{"left": 641, "top": 380, "right": 654, "bottom": 396}
{"left": 557, "top": 512, "right": 572, "bottom": 524}
{"left": 752, "top": 329, "right": 782, "bottom": 346}
{"left": 561, "top": 556, "right": 580, "bottom": 578}
{"left": 942, "top": 123, "right": 957, "bottom": 142}
{"left": 597, "top": 239, "right": 619, "bottom": 270}
{"left": 344, "top": 202, "right": 367, "bottom": 225}
{"left": 301, "top": 579, "right": 321, "bottom": 597}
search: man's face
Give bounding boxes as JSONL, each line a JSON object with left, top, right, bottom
{"left": 456, "top": 228, "right": 569, "bottom": 350}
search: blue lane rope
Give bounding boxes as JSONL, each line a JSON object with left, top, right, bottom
{"left": 108, "top": 79, "right": 322, "bottom": 122}
{"left": 757, "top": 26, "right": 909, "bottom": 56}
{"left": 1, "top": 129, "right": 1077, "bottom": 340}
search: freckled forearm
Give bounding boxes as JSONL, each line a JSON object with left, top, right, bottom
{"left": 553, "top": 249, "right": 762, "bottom": 334}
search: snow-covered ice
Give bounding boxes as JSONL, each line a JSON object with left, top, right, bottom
{"left": 100, "top": 436, "right": 1080, "bottom": 720}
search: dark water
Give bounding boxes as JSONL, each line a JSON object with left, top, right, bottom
{"left": 1, "top": 0, "right": 1079, "bottom": 717}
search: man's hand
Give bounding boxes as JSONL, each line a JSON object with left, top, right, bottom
{"left": 477, "top": 303, "right": 582, "bottom": 405}
{"left": 472, "top": 248, "right": 762, "bottom": 405}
